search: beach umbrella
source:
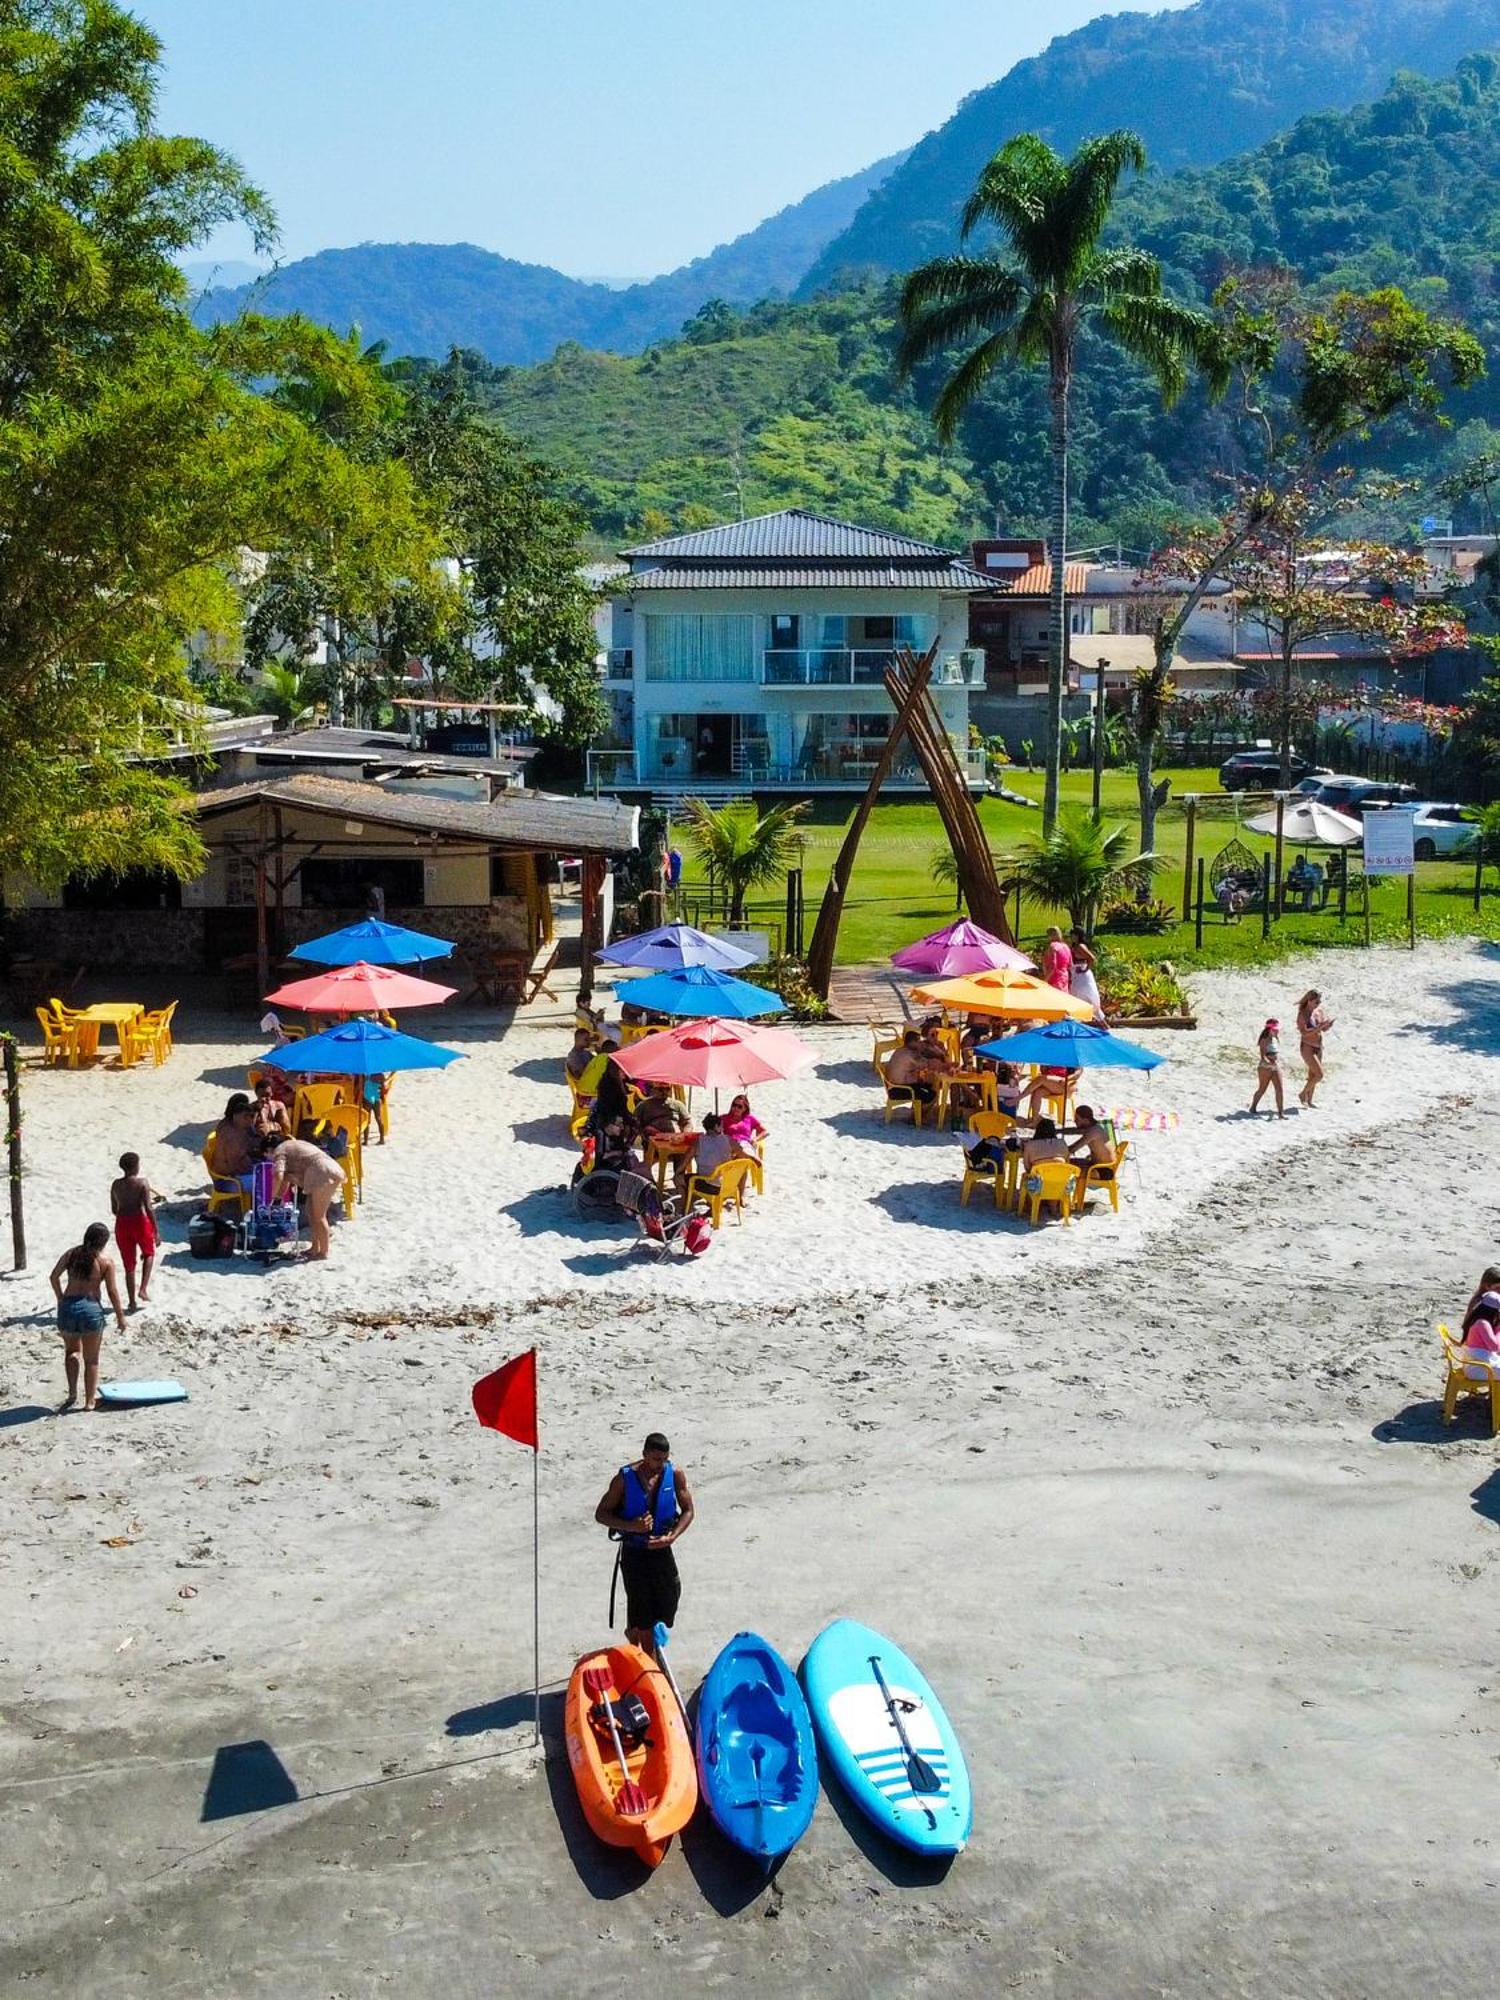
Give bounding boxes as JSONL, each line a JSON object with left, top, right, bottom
{"left": 264, "top": 960, "right": 456, "bottom": 1012}
{"left": 612, "top": 963, "right": 783, "bottom": 1020}
{"left": 609, "top": 1016, "right": 813, "bottom": 1092}
{"left": 291, "top": 917, "right": 456, "bottom": 967}
{"left": 597, "top": 922, "right": 756, "bottom": 971}
{"left": 891, "top": 919, "right": 1034, "bottom": 977}
{"left": 1242, "top": 800, "right": 1363, "bottom": 847}
{"left": 912, "top": 968, "right": 1094, "bottom": 1021}
{"left": 975, "top": 1019, "right": 1165, "bottom": 1071}
{"left": 257, "top": 1018, "right": 463, "bottom": 1076}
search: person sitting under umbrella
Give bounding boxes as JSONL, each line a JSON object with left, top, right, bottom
{"left": 1021, "top": 1117, "right": 1070, "bottom": 1171}
{"left": 1068, "top": 1105, "right": 1118, "bottom": 1172}
{"left": 884, "top": 1028, "right": 949, "bottom": 1108}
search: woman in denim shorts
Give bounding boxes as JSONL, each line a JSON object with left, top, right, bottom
{"left": 49, "top": 1223, "right": 127, "bottom": 1411}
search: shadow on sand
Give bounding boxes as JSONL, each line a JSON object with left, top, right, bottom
{"left": 511, "top": 1114, "right": 575, "bottom": 1149}
{"left": 0, "top": 1403, "right": 54, "bottom": 1430}
{"left": 1373, "top": 1399, "right": 1488, "bottom": 1446}
{"left": 201, "top": 1739, "right": 300, "bottom": 1822}
{"left": 869, "top": 1181, "right": 1027, "bottom": 1234}
{"left": 817, "top": 1765, "right": 957, "bottom": 1889}
{"left": 1471, "top": 1470, "right": 1500, "bottom": 1524}
{"left": 532, "top": 1689, "right": 653, "bottom": 1901}
{"left": 820, "top": 1108, "right": 949, "bottom": 1144}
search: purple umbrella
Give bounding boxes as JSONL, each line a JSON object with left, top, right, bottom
{"left": 891, "top": 919, "right": 1033, "bottom": 978}
{"left": 596, "top": 922, "right": 756, "bottom": 972}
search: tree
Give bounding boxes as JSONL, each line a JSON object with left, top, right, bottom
{"left": 680, "top": 797, "right": 809, "bottom": 927}
{"left": 0, "top": 1, "right": 436, "bottom": 885}
{"left": 896, "top": 130, "right": 1224, "bottom": 833}
{"left": 1005, "top": 810, "right": 1158, "bottom": 936}
{"left": 1465, "top": 800, "right": 1500, "bottom": 888}
{"left": 1136, "top": 284, "right": 1484, "bottom": 847}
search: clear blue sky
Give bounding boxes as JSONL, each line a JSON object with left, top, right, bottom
{"left": 135, "top": 0, "right": 1191, "bottom": 278}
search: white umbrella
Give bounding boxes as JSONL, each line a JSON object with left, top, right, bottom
{"left": 1242, "top": 800, "right": 1363, "bottom": 847}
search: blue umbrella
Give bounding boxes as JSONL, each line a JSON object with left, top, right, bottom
{"left": 259, "top": 1019, "right": 464, "bottom": 1077}
{"left": 597, "top": 922, "right": 755, "bottom": 971}
{"left": 614, "top": 964, "right": 783, "bottom": 1020}
{"left": 291, "top": 918, "right": 456, "bottom": 967}
{"left": 975, "top": 1019, "right": 1165, "bottom": 1071}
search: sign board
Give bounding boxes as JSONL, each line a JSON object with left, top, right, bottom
{"left": 1363, "top": 810, "right": 1415, "bottom": 877}
{"left": 1419, "top": 516, "right": 1453, "bottom": 538}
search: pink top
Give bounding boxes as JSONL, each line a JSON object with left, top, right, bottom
{"left": 1041, "top": 940, "right": 1073, "bottom": 992}
{"left": 1465, "top": 1318, "right": 1500, "bottom": 1354}
{"left": 723, "top": 1112, "right": 765, "bottom": 1145}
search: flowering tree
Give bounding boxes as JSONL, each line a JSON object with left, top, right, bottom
{"left": 1132, "top": 283, "right": 1483, "bottom": 851}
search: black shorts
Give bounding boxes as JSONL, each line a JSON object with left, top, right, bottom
{"left": 619, "top": 1546, "right": 681, "bottom": 1632}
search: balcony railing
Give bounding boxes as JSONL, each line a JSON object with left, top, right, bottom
{"left": 761, "top": 648, "right": 985, "bottom": 687}
{"left": 586, "top": 748, "right": 639, "bottom": 793}
{"left": 585, "top": 743, "right": 989, "bottom": 792}
{"left": 604, "top": 648, "right": 633, "bottom": 680}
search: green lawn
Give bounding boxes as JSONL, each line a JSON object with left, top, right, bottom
{"left": 672, "top": 768, "right": 1500, "bottom": 972}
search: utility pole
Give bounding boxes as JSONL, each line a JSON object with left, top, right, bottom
{"left": 1092, "top": 656, "right": 1108, "bottom": 816}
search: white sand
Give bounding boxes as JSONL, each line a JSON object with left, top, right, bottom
{"left": 3, "top": 941, "right": 1500, "bottom": 1996}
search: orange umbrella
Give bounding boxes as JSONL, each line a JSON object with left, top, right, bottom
{"left": 264, "top": 960, "right": 456, "bottom": 1011}
{"left": 910, "top": 968, "right": 1094, "bottom": 1020}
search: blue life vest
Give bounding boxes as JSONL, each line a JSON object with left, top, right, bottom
{"left": 620, "top": 1461, "right": 677, "bottom": 1549}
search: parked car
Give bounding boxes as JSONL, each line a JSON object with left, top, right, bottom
{"left": 1401, "top": 803, "right": 1478, "bottom": 860}
{"left": 1291, "top": 770, "right": 1338, "bottom": 797}
{"left": 1219, "top": 749, "right": 1316, "bottom": 791}
{"left": 1311, "top": 776, "right": 1420, "bottom": 816}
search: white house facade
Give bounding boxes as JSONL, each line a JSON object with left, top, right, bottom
{"left": 589, "top": 510, "right": 993, "bottom": 793}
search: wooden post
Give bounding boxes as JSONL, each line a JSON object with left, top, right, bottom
{"left": 1181, "top": 797, "right": 1197, "bottom": 923}
{"left": 1260, "top": 855, "right": 1272, "bottom": 940}
{"left": 1407, "top": 869, "right": 1416, "bottom": 951}
{"left": 578, "top": 855, "right": 605, "bottom": 1004}
{"left": 1091, "top": 661, "right": 1106, "bottom": 817}
{"left": 254, "top": 801, "right": 271, "bottom": 997}
{"left": 1272, "top": 796, "right": 1286, "bottom": 920}
{"left": 1338, "top": 851, "right": 1348, "bottom": 925}
{"left": 1013, "top": 875, "right": 1022, "bottom": 943}
{"left": 1475, "top": 836, "right": 1485, "bottom": 914}
{"left": 1194, "top": 858, "right": 1205, "bottom": 950}
{"left": 1362, "top": 868, "right": 1372, "bottom": 948}
{"left": 3, "top": 1035, "right": 24, "bottom": 1272}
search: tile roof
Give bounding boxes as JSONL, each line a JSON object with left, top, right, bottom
{"left": 1000, "top": 563, "right": 1092, "bottom": 597}
{"left": 622, "top": 508, "right": 966, "bottom": 563}
{"left": 193, "top": 772, "right": 638, "bottom": 854}
{"left": 621, "top": 562, "right": 998, "bottom": 592}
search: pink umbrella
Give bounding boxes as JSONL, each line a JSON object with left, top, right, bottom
{"left": 264, "top": 960, "right": 457, "bottom": 1011}
{"left": 891, "top": 919, "right": 1033, "bottom": 978}
{"left": 609, "top": 1016, "right": 815, "bottom": 1092}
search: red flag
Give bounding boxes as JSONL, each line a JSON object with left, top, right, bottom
{"left": 472, "top": 1349, "right": 538, "bottom": 1449}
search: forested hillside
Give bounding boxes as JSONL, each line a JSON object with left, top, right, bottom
{"left": 803, "top": 0, "right": 1500, "bottom": 290}
{"left": 471, "top": 59, "right": 1500, "bottom": 550}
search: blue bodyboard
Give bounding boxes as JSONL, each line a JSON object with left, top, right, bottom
{"left": 97, "top": 1381, "right": 189, "bottom": 1407}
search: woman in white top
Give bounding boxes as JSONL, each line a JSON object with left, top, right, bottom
{"left": 1068, "top": 929, "right": 1103, "bottom": 1018}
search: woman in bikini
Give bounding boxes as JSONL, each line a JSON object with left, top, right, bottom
{"left": 49, "top": 1223, "right": 127, "bottom": 1411}
{"left": 1249, "top": 1017, "right": 1285, "bottom": 1118}
{"left": 1296, "top": 990, "right": 1333, "bottom": 1107}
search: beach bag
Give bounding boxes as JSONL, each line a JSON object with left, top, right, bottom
{"left": 682, "top": 1212, "right": 713, "bottom": 1258}
{"left": 247, "top": 1202, "right": 299, "bottom": 1254}
{"left": 189, "top": 1214, "right": 238, "bottom": 1260}
{"left": 251, "top": 1160, "right": 277, "bottom": 1209}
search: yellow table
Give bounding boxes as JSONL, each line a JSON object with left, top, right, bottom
{"left": 935, "top": 1070, "right": 999, "bottom": 1127}
{"left": 75, "top": 1002, "right": 144, "bottom": 1067}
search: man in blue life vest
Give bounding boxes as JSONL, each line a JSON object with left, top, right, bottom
{"left": 595, "top": 1431, "right": 695, "bottom": 1648}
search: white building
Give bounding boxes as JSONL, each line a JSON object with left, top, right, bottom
{"left": 589, "top": 509, "right": 992, "bottom": 792}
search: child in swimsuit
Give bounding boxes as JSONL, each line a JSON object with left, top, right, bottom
{"left": 109, "top": 1151, "right": 161, "bottom": 1310}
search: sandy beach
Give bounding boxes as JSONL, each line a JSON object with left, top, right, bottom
{"left": 4, "top": 940, "right": 1500, "bottom": 1997}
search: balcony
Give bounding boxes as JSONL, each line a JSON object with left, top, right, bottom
{"left": 761, "top": 648, "right": 985, "bottom": 688}
{"left": 603, "top": 648, "right": 633, "bottom": 681}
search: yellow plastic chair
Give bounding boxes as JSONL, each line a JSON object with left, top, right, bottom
{"left": 123, "top": 1009, "right": 170, "bottom": 1068}
{"left": 202, "top": 1143, "right": 252, "bottom": 1219}
{"left": 65, "top": 1017, "right": 101, "bottom": 1068}
{"left": 736, "top": 1132, "right": 767, "bottom": 1196}
{"left": 870, "top": 1026, "right": 903, "bottom": 1077}
{"left": 960, "top": 1110, "right": 1017, "bottom": 1210}
{"left": 683, "top": 1156, "right": 754, "bottom": 1228}
{"left": 566, "top": 1072, "right": 596, "bottom": 1141}
{"left": 293, "top": 1082, "right": 347, "bottom": 1131}
{"left": 34, "top": 1006, "right": 72, "bottom": 1066}
{"left": 309, "top": 1104, "right": 363, "bottom": 1212}
{"left": 1440, "top": 1323, "right": 1500, "bottom": 1435}
{"left": 1018, "top": 1158, "right": 1079, "bottom": 1226}
{"left": 1073, "top": 1139, "right": 1131, "bottom": 1215}
{"left": 879, "top": 1062, "right": 926, "bottom": 1127}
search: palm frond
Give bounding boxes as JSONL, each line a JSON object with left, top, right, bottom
{"left": 1095, "top": 293, "right": 1223, "bottom": 406}
{"left": 1052, "top": 131, "right": 1148, "bottom": 280}
{"left": 896, "top": 261, "right": 1027, "bottom": 379}
{"left": 959, "top": 133, "right": 1063, "bottom": 246}
{"left": 932, "top": 330, "right": 1012, "bottom": 442}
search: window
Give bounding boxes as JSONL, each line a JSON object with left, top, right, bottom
{"left": 861, "top": 615, "right": 895, "bottom": 644}
{"left": 299, "top": 858, "right": 425, "bottom": 909}
{"left": 62, "top": 869, "right": 182, "bottom": 912}
{"left": 769, "top": 614, "right": 799, "bottom": 650}
{"left": 643, "top": 614, "right": 756, "bottom": 682}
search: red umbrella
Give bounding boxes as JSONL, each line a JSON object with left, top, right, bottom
{"left": 264, "top": 960, "right": 456, "bottom": 1012}
{"left": 609, "top": 1016, "right": 814, "bottom": 1092}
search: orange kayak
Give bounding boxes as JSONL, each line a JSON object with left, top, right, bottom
{"left": 565, "top": 1642, "right": 698, "bottom": 1867}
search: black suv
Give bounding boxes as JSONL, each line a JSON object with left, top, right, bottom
{"left": 1218, "top": 749, "right": 1314, "bottom": 791}
{"left": 1311, "top": 777, "right": 1419, "bottom": 816}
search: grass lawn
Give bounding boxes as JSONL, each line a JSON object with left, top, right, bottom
{"left": 671, "top": 767, "right": 1500, "bottom": 974}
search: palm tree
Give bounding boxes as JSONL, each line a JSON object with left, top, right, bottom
{"left": 897, "top": 130, "right": 1225, "bottom": 834}
{"left": 681, "top": 796, "right": 809, "bottom": 927}
{"left": 1006, "top": 809, "right": 1158, "bottom": 935}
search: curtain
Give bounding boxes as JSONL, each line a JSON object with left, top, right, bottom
{"left": 644, "top": 614, "right": 756, "bottom": 682}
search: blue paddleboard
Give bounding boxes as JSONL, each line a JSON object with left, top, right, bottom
{"left": 801, "top": 1618, "right": 971, "bottom": 1856}
{"left": 97, "top": 1381, "right": 188, "bottom": 1407}
{"left": 696, "top": 1631, "right": 818, "bottom": 1862}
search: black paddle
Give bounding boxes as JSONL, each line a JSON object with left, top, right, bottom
{"left": 868, "top": 1654, "right": 942, "bottom": 1796}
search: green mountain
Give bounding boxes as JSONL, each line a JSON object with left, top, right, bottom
{"left": 802, "top": 0, "right": 1500, "bottom": 293}
{"left": 195, "top": 152, "right": 907, "bottom": 366}
{"left": 470, "top": 57, "right": 1500, "bottom": 548}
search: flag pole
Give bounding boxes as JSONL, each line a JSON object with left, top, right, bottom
{"left": 532, "top": 1430, "right": 541, "bottom": 1748}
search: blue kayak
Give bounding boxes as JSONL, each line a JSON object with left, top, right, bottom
{"left": 802, "top": 1618, "right": 971, "bottom": 1857}
{"left": 695, "top": 1631, "right": 818, "bottom": 1861}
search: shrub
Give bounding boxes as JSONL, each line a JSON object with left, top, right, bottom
{"left": 1097, "top": 894, "right": 1177, "bottom": 935}
{"left": 1095, "top": 951, "right": 1191, "bottom": 1019}
{"left": 736, "top": 955, "right": 829, "bottom": 1022}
